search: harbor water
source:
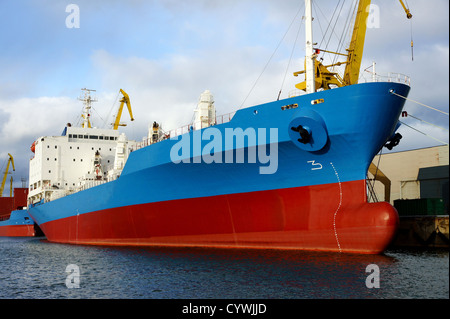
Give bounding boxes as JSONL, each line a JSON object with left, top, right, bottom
{"left": 0, "top": 236, "right": 448, "bottom": 300}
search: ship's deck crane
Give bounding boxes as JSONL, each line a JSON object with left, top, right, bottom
{"left": 294, "top": 0, "right": 413, "bottom": 91}
{"left": 112, "top": 89, "right": 134, "bottom": 130}
{"left": 0, "top": 153, "right": 15, "bottom": 197}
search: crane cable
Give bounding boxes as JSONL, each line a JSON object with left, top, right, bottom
{"left": 278, "top": 17, "right": 303, "bottom": 101}
{"left": 102, "top": 91, "right": 121, "bottom": 129}
{"left": 406, "top": 0, "right": 414, "bottom": 61}
{"left": 410, "top": 18, "right": 414, "bottom": 61}
{"left": 239, "top": 3, "right": 304, "bottom": 109}
{"left": 0, "top": 159, "right": 6, "bottom": 177}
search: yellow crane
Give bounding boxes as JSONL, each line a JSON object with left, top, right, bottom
{"left": 81, "top": 114, "right": 92, "bottom": 128}
{"left": 112, "top": 89, "right": 134, "bottom": 130}
{"left": 9, "top": 176, "right": 13, "bottom": 197}
{"left": 368, "top": 162, "right": 391, "bottom": 203}
{"left": 294, "top": 0, "right": 413, "bottom": 91}
{"left": 0, "top": 153, "right": 15, "bottom": 197}
{"left": 399, "top": 0, "right": 413, "bottom": 19}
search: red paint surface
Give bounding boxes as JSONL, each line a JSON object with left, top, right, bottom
{"left": 0, "top": 225, "right": 35, "bottom": 237}
{"left": 40, "top": 180, "right": 399, "bottom": 254}
{"left": 0, "top": 188, "right": 28, "bottom": 219}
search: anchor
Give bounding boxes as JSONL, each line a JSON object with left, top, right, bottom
{"left": 291, "top": 125, "right": 311, "bottom": 144}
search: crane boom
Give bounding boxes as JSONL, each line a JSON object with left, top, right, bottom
{"left": 9, "top": 176, "right": 13, "bottom": 197}
{"left": 0, "top": 153, "right": 15, "bottom": 197}
{"left": 113, "top": 89, "right": 134, "bottom": 130}
{"left": 343, "top": 0, "right": 413, "bottom": 85}
{"left": 342, "top": 0, "right": 371, "bottom": 86}
{"left": 399, "top": 0, "right": 413, "bottom": 19}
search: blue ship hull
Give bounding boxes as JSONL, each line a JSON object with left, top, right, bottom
{"left": 0, "top": 210, "right": 36, "bottom": 237}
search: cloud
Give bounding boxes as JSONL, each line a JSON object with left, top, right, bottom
{"left": 89, "top": 46, "right": 290, "bottom": 137}
{"left": 1, "top": 97, "right": 79, "bottom": 144}
{"left": 0, "top": 0, "right": 448, "bottom": 194}
{"left": 0, "top": 96, "right": 81, "bottom": 190}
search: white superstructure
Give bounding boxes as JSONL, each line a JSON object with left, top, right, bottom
{"left": 193, "top": 90, "right": 216, "bottom": 129}
{"left": 28, "top": 89, "right": 136, "bottom": 204}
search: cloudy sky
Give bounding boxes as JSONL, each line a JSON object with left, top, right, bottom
{"left": 0, "top": 0, "right": 448, "bottom": 194}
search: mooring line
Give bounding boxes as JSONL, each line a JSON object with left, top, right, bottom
{"left": 391, "top": 91, "right": 449, "bottom": 116}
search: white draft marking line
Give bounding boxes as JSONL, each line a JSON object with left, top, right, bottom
{"left": 76, "top": 209, "right": 79, "bottom": 243}
{"left": 330, "top": 162, "right": 342, "bottom": 252}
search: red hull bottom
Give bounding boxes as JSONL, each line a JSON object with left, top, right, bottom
{"left": 39, "top": 180, "right": 399, "bottom": 254}
{"left": 0, "top": 225, "right": 36, "bottom": 237}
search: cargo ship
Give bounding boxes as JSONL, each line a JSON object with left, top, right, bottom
{"left": 0, "top": 209, "right": 36, "bottom": 237}
{"left": 27, "top": 0, "right": 412, "bottom": 253}
{"left": 0, "top": 158, "right": 34, "bottom": 237}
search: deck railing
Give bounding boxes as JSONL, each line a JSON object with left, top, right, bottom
{"left": 132, "top": 111, "right": 236, "bottom": 151}
{"left": 288, "top": 71, "right": 411, "bottom": 98}
{"left": 362, "top": 71, "right": 411, "bottom": 85}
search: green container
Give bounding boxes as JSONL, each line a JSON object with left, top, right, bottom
{"left": 394, "top": 198, "right": 445, "bottom": 216}
{"left": 429, "top": 198, "right": 445, "bottom": 215}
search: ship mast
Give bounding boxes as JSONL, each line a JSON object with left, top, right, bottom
{"left": 78, "top": 88, "right": 97, "bottom": 129}
{"left": 304, "top": 0, "right": 316, "bottom": 93}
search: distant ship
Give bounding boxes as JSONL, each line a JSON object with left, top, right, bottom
{"left": 27, "top": 0, "right": 412, "bottom": 253}
{"left": 0, "top": 154, "right": 33, "bottom": 237}
{"left": 0, "top": 210, "right": 36, "bottom": 237}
